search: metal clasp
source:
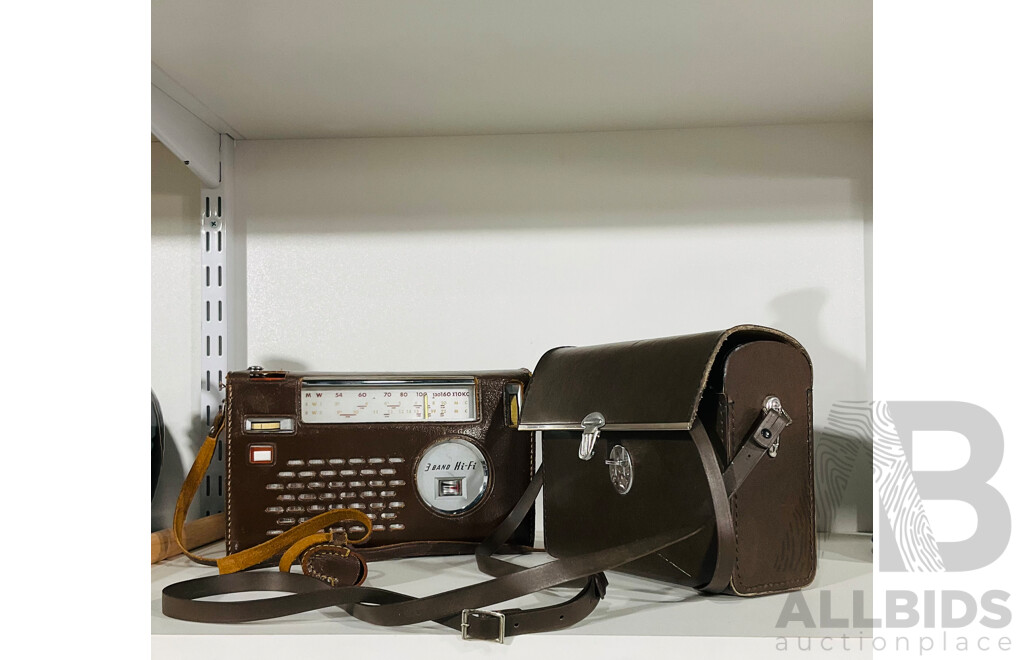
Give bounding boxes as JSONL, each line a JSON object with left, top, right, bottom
{"left": 579, "top": 412, "right": 606, "bottom": 461}
{"left": 461, "top": 608, "right": 506, "bottom": 643}
{"left": 605, "top": 444, "right": 634, "bottom": 494}
{"left": 759, "top": 396, "right": 792, "bottom": 458}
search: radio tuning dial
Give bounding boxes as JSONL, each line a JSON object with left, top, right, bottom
{"left": 300, "top": 378, "right": 477, "bottom": 424}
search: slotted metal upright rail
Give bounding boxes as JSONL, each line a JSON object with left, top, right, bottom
{"left": 152, "top": 84, "right": 245, "bottom": 516}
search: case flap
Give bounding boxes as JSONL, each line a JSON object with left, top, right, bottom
{"left": 519, "top": 325, "right": 805, "bottom": 431}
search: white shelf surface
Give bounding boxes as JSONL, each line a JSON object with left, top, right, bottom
{"left": 153, "top": 533, "right": 871, "bottom": 644}
{"left": 152, "top": 0, "right": 871, "bottom": 140}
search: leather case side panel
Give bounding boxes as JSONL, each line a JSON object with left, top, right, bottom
{"left": 723, "top": 341, "right": 815, "bottom": 594}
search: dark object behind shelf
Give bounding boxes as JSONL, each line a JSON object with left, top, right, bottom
{"left": 152, "top": 391, "right": 165, "bottom": 499}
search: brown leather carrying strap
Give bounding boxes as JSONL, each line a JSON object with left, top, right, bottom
{"left": 163, "top": 410, "right": 787, "bottom": 640}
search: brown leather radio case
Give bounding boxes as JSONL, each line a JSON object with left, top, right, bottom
{"left": 520, "top": 324, "right": 816, "bottom": 595}
{"left": 167, "top": 369, "right": 536, "bottom": 581}
{"left": 221, "top": 369, "right": 535, "bottom": 554}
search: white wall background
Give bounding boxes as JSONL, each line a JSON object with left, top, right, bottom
{"left": 152, "top": 122, "right": 872, "bottom": 532}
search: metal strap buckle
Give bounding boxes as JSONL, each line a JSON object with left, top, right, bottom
{"left": 758, "top": 396, "right": 792, "bottom": 457}
{"left": 208, "top": 410, "right": 225, "bottom": 439}
{"left": 461, "top": 608, "right": 506, "bottom": 643}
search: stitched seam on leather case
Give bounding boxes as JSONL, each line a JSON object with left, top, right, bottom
{"left": 225, "top": 377, "right": 234, "bottom": 554}
{"left": 716, "top": 395, "right": 727, "bottom": 456}
{"left": 541, "top": 432, "right": 552, "bottom": 554}
{"left": 730, "top": 400, "right": 742, "bottom": 586}
{"left": 736, "top": 385, "right": 815, "bottom": 593}
{"left": 303, "top": 547, "right": 351, "bottom": 585}
{"left": 528, "top": 422, "right": 535, "bottom": 544}
{"left": 805, "top": 387, "right": 817, "bottom": 565}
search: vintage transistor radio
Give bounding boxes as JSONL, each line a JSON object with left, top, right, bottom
{"left": 221, "top": 367, "right": 535, "bottom": 554}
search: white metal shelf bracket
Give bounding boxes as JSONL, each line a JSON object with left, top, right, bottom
{"left": 197, "top": 135, "right": 244, "bottom": 516}
{"left": 151, "top": 84, "right": 221, "bottom": 188}
{"left": 153, "top": 91, "right": 245, "bottom": 516}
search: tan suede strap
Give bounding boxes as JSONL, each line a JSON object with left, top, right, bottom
{"left": 171, "top": 412, "right": 372, "bottom": 575}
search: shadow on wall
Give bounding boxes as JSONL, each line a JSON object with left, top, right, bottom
{"left": 151, "top": 414, "right": 222, "bottom": 532}
{"left": 769, "top": 289, "right": 872, "bottom": 535}
{"left": 151, "top": 426, "right": 185, "bottom": 532}
{"left": 151, "top": 140, "right": 200, "bottom": 233}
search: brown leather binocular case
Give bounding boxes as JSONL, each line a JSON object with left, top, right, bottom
{"left": 523, "top": 325, "right": 816, "bottom": 596}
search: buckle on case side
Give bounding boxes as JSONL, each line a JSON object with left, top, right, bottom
{"left": 758, "top": 396, "right": 792, "bottom": 457}
{"left": 461, "top": 608, "right": 506, "bottom": 643}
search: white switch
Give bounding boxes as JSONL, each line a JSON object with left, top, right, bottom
{"left": 249, "top": 445, "right": 275, "bottom": 464}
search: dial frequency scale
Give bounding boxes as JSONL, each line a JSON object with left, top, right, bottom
{"left": 300, "top": 378, "right": 478, "bottom": 424}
